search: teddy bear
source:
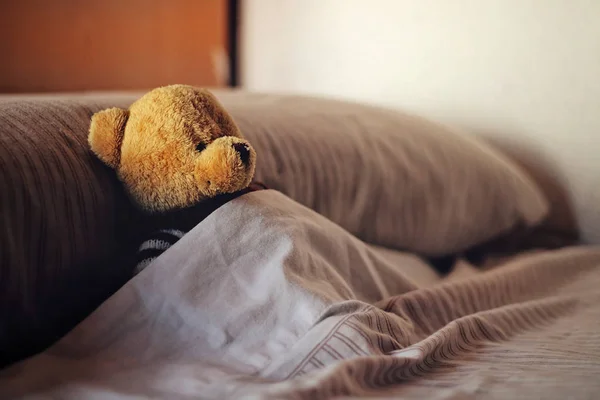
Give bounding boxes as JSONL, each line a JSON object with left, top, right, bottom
{"left": 88, "top": 84, "right": 265, "bottom": 274}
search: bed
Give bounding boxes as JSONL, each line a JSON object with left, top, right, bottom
{"left": 0, "top": 90, "right": 597, "bottom": 399}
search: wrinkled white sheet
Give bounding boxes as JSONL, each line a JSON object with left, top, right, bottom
{"left": 3, "top": 190, "right": 599, "bottom": 400}
{"left": 0, "top": 190, "right": 433, "bottom": 399}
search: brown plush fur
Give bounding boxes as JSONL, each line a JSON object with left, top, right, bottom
{"left": 88, "top": 85, "right": 256, "bottom": 213}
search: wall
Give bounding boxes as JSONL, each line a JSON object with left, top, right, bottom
{"left": 0, "top": 0, "right": 229, "bottom": 92}
{"left": 240, "top": 0, "right": 600, "bottom": 243}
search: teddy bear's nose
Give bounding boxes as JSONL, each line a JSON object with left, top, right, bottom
{"left": 233, "top": 143, "right": 250, "bottom": 165}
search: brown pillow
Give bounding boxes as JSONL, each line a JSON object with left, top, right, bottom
{"left": 0, "top": 95, "right": 141, "bottom": 367}
{"left": 214, "top": 90, "right": 550, "bottom": 255}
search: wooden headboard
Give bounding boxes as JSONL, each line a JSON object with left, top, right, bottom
{"left": 0, "top": 0, "right": 238, "bottom": 93}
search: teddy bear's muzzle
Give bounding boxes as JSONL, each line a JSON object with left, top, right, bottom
{"left": 233, "top": 142, "right": 251, "bottom": 166}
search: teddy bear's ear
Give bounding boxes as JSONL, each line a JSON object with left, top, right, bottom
{"left": 88, "top": 107, "right": 129, "bottom": 169}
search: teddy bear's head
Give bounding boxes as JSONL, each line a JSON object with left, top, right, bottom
{"left": 88, "top": 85, "right": 256, "bottom": 213}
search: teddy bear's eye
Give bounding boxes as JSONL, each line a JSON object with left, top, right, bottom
{"left": 195, "top": 142, "right": 206, "bottom": 152}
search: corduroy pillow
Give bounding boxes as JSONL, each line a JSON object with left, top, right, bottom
{"left": 213, "top": 90, "right": 550, "bottom": 255}
{"left": 0, "top": 95, "right": 143, "bottom": 367}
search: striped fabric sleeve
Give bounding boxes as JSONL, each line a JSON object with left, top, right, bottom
{"left": 133, "top": 228, "right": 187, "bottom": 275}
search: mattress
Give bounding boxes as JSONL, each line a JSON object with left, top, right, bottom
{"left": 1, "top": 190, "right": 598, "bottom": 399}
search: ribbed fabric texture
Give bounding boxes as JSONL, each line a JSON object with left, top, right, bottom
{"left": 0, "top": 97, "right": 141, "bottom": 366}
{"left": 216, "top": 91, "right": 551, "bottom": 255}
{"left": 256, "top": 247, "right": 600, "bottom": 399}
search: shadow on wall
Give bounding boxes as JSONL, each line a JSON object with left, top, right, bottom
{"left": 472, "top": 129, "right": 580, "bottom": 243}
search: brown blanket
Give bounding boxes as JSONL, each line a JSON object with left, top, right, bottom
{"left": 1, "top": 190, "right": 599, "bottom": 399}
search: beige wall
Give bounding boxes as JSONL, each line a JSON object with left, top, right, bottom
{"left": 240, "top": 0, "right": 600, "bottom": 244}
